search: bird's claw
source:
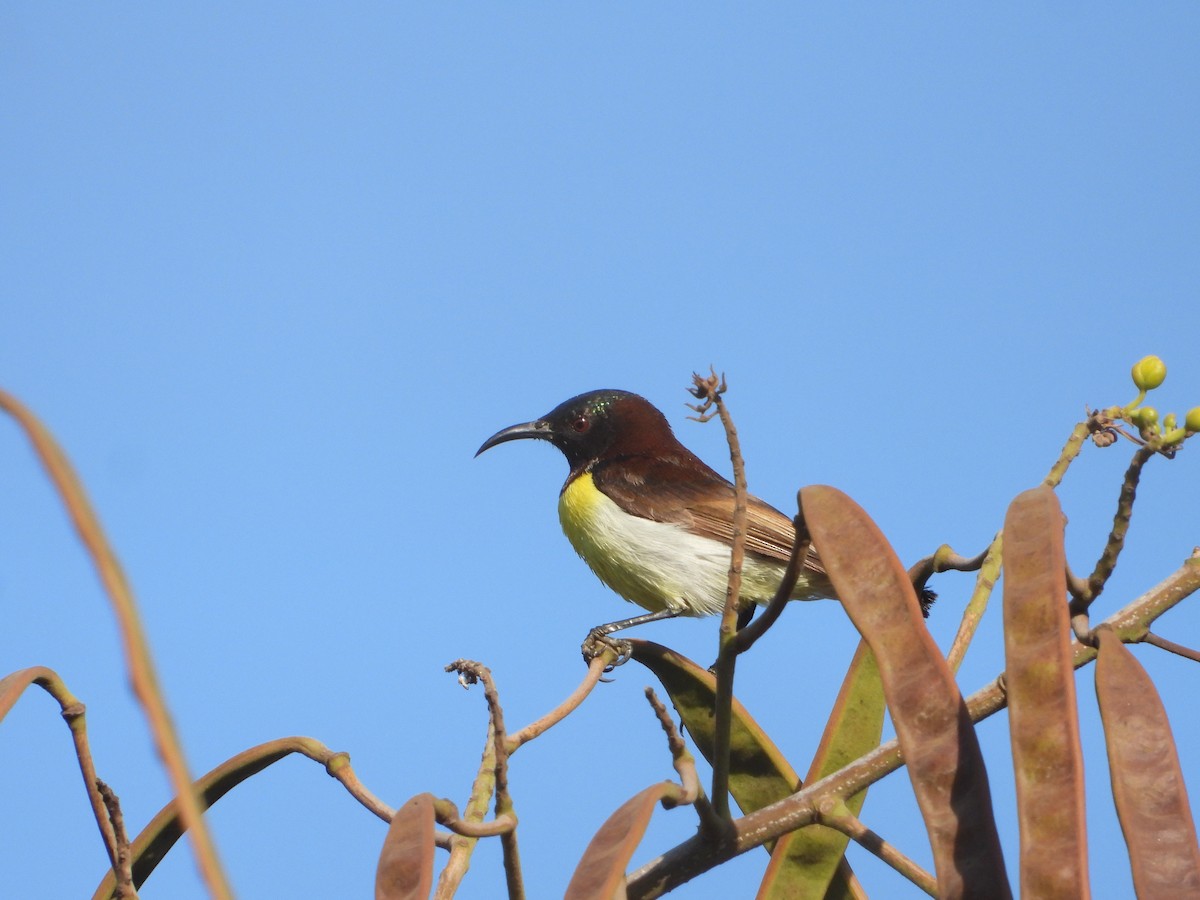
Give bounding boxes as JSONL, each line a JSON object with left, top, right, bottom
{"left": 582, "top": 629, "right": 633, "bottom": 672}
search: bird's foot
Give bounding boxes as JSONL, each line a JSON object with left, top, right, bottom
{"left": 582, "top": 629, "right": 633, "bottom": 672}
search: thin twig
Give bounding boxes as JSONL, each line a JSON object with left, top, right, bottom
{"left": 643, "top": 688, "right": 704, "bottom": 811}
{"left": 92, "top": 735, "right": 417, "bottom": 900}
{"left": 1043, "top": 420, "right": 1093, "bottom": 488}
{"left": 445, "top": 660, "right": 525, "bottom": 900}
{"left": 97, "top": 781, "right": 136, "bottom": 898}
{"left": 817, "top": 800, "right": 936, "bottom": 896}
{"left": 22, "top": 670, "right": 123, "bottom": 873}
{"left": 0, "top": 390, "right": 231, "bottom": 898}
{"left": 945, "top": 535, "right": 1003, "bottom": 674}
{"left": 435, "top": 652, "right": 617, "bottom": 897}
{"left": 432, "top": 798, "right": 517, "bottom": 837}
{"left": 688, "top": 370, "right": 745, "bottom": 823}
{"left": 1141, "top": 631, "right": 1200, "bottom": 663}
{"left": 320, "top": 749, "right": 398, "bottom": 824}
{"left": 434, "top": 719, "right": 498, "bottom": 899}
{"left": 732, "top": 515, "right": 809, "bottom": 653}
{"left": 505, "top": 652, "right": 615, "bottom": 752}
{"left": 907, "top": 543, "right": 989, "bottom": 588}
{"left": 1083, "top": 445, "right": 1155, "bottom": 605}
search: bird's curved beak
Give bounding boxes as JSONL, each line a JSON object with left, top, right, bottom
{"left": 475, "top": 420, "right": 552, "bottom": 457}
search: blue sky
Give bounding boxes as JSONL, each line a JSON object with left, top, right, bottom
{"left": 3, "top": 5, "right": 1199, "bottom": 898}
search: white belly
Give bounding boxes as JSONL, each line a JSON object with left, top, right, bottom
{"left": 558, "top": 473, "right": 791, "bottom": 616}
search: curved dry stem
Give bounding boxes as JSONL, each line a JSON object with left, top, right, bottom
{"left": 505, "top": 652, "right": 614, "bottom": 752}
{"left": 0, "top": 668, "right": 121, "bottom": 883}
{"left": 644, "top": 688, "right": 703, "bottom": 811}
{"left": 907, "top": 542, "right": 990, "bottom": 588}
{"left": 92, "top": 735, "right": 399, "bottom": 900}
{"left": 432, "top": 798, "right": 517, "bottom": 838}
{"left": 0, "top": 389, "right": 231, "bottom": 899}
{"left": 732, "top": 514, "right": 808, "bottom": 654}
{"left": 1141, "top": 631, "right": 1200, "bottom": 663}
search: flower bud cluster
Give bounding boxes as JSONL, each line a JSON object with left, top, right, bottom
{"left": 1123, "top": 355, "right": 1198, "bottom": 446}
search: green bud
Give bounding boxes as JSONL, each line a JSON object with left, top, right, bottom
{"left": 1187, "top": 407, "right": 1200, "bottom": 432}
{"left": 1131, "top": 355, "right": 1167, "bottom": 391}
{"left": 1133, "top": 406, "right": 1159, "bottom": 428}
{"left": 1164, "top": 413, "right": 1177, "bottom": 430}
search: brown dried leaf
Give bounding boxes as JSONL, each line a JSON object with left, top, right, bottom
{"left": 564, "top": 783, "right": 677, "bottom": 900}
{"left": 1096, "top": 628, "right": 1200, "bottom": 898}
{"left": 800, "top": 485, "right": 1010, "bottom": 899}
{"left": 375, "top": 793, "right": 437, "bottom": 900}
{"left": 1002, "top": 486, "right": 1089, "bottom": 897}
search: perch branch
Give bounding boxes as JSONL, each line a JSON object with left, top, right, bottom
{"left": 505, "top": 651, "right": 615, "bottom": 752}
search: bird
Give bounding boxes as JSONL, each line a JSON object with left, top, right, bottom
{"left": 476, "top": 389, "right": 847, "bottom": 642}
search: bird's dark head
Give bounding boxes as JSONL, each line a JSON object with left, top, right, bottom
{"left": 475, "top": 389, "right": 679, "bottom": 472}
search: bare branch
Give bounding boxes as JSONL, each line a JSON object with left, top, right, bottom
{"left": 1141, "top": 631, "right": 1200, "bottom": 664}
{"left": 96, "top": 781, "right": 136, "bottom": 898}
{"left": 505, "top": 652, "right": 615, "bottom": 752}
{"left": 444, "top": 660, "right": 525, "bottom": 900}
{"left": 907, "top": 542, "right": 990, "bottom": 587}
{"left": 434, "top": 720, "right": 498, "bottom": 899}
{"left": 732, "top": 514, "right": 809, "bottom": 653}
{"left": 688, "top": 369, "right": 746, "bottom": 822}
{"left": 643, "top": 688, "right": 705, "bottom": 814}
{"left": 1084, "top": 445, "right": 1155, "bottom": 605}
{"left": 432, "top": 798, "right": 517, "bottom": 838}
{"left": 817, "top": 800, "right": 937, "bottom": 897}
{"left": 1043, "top": 420, "right": 1093, "bottom": 488}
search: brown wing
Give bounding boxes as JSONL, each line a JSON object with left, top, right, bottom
{"left": 591, "top": 454, "right": 827, "bottom": 577}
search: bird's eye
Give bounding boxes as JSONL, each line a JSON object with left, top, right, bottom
{"left": 572, "top": 415, "right": 590, "bottom": 433}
